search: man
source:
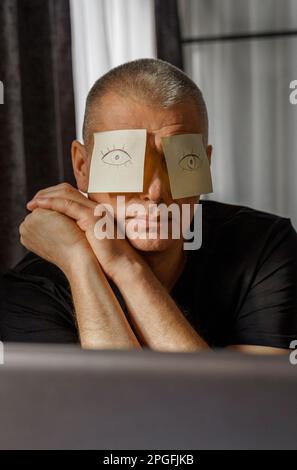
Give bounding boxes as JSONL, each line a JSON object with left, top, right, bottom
{"left": 1, "top": 58, "right": 297, "bottom": 353}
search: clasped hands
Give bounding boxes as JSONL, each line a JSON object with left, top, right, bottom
{"left": 20, "top": 183, "right": 143, "bottom": 280}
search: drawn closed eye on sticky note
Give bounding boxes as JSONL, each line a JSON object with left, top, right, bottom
{"left": 178, "top": 152, "right": 203, "bottom": 171}
{"left": 101, "top": 147, "right": 133, "bottom": 167}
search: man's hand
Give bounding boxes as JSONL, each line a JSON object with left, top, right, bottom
{"left": 26, "top": 183, "right": 144, "bottom": 280}
{"left": 22, "top": 183, "right": 142, "bottom": 350}
{"left": 19, "top": 205, "right": 94, "bottom": 275}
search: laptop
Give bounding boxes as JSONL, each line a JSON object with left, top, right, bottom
{"left": 0, "top": 343, "right": 296, "bottom": 450}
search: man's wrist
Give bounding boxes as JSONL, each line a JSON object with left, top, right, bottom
{"left": 111, "top": 255, "right": 146, "bottom": 285}
{"left": 61, "top": 246, "right": 98, "bottom": 280}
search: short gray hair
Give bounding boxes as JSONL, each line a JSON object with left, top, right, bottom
{"left": 82, "top": 58, "right": 208, "bottom": 148}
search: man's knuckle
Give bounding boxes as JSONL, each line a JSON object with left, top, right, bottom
{"left": 32, "top": 208, "right": 46, "bottom": 220}
{"left": 21, "top": 215, "right": 30, "bottom": 225}
{"left": 62, "top": 182, "right": 72, "bottom": 191}
{"left": 64, "top": 198, "right": 73, "bottom": 209}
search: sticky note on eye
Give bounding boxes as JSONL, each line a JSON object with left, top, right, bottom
{"left": 161, "top": 133, "right": 213, "bottom": 199}
{"left": 88, "top": 129, "right": 147, "bottom": 193}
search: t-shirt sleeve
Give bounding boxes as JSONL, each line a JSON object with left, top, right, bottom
{"left": 0, "top": 268, "right": 78, "bottom": 343}
{"left": 229, "top": 218, "right": 297, "bottom": 349}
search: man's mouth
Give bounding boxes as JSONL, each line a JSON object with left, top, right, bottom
{"left": 125, "top": 214, "right": 173, "bottom": 223}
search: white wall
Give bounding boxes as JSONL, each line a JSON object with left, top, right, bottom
{"left": 70, "top": 0, "right": 157, "bottom": 141}
{"left": 179, "top": 0, "right": 297, "bottom": 228}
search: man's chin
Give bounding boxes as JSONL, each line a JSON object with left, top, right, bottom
{"left": 127, "top": 236, "right": 178, "bottom": 252}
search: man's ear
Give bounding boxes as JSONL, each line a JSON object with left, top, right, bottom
{"left": 71, "top": 140, "right": 89, "bottom": 192}
{"left": 206, "top": 144, "right": 213, "bottom": 166}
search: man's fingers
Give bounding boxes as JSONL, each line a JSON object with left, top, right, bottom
{"left": 32, "top": 191, "right": 94, "bottom": 208}
{"left": 34, "top": 182, "right": 75, "bottom": 197}
{"left": 28, "top": 185, "right": 95, "bottom": 210}
{"left": 28, "top": 197, "right": 90, "bottom": 223}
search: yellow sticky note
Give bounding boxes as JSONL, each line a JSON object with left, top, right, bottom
{"left": 88, "top": 129, "right": 147, "bottom": 193}
{"left": 161, "top": 133, "right": 213, "bottom": 199}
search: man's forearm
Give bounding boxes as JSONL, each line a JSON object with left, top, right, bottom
{"left": 64, "top": 251, "right": 141, "bottom": 350}
{"left": 113, "top": 258, "right": 209, "bottom": 352}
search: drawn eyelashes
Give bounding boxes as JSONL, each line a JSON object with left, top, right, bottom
{"left": 101, "top": 147, "right": 132, "bottom": 166}
{"left": 179, "top": 153, "right": 203, "bottom": 171}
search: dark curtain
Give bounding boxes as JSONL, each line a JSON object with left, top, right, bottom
{"left": 0, "top": 0, "right": 76, "bottom": 273}
{"left": 154, "top": 0, "right": 184, "bottom": 70}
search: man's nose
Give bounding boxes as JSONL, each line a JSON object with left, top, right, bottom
{"left": 143, "top": 168, "right": 164, "bottom": 203}
{"left": 141, "top": 138, "right": 171, "bottom": 203}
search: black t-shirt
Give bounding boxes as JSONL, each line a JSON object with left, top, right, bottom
{"left": 1, "top": 200, "right": 297, "bottom": 349}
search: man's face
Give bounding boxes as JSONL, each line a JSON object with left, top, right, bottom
{"left": 73, "top": 92, "right": 212, "bottom": 252}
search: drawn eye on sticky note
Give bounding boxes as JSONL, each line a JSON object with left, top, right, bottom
{"left": 88, "top": 129, "right": 147, "bottom": 193}
{"left": 101, "top": 147, "right": 132, "bottom": 166}
{"left": 161, "top": 133, "right": 213, "bottom": 199}
{"left": 178, "top": 152, "right": 203, "bottom": 171}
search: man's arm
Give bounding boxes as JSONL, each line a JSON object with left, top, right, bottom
{"left": 112, "top": 257, "right": 209, "bottom": 352}
{"left": 65, "top": 249, "right": 141, "bottom": 350}
{"left": 226, "top": 345, "right": 289, "bottom": 354}
{"left": 19, "top": 206, "right": 141, "bottom": 350}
